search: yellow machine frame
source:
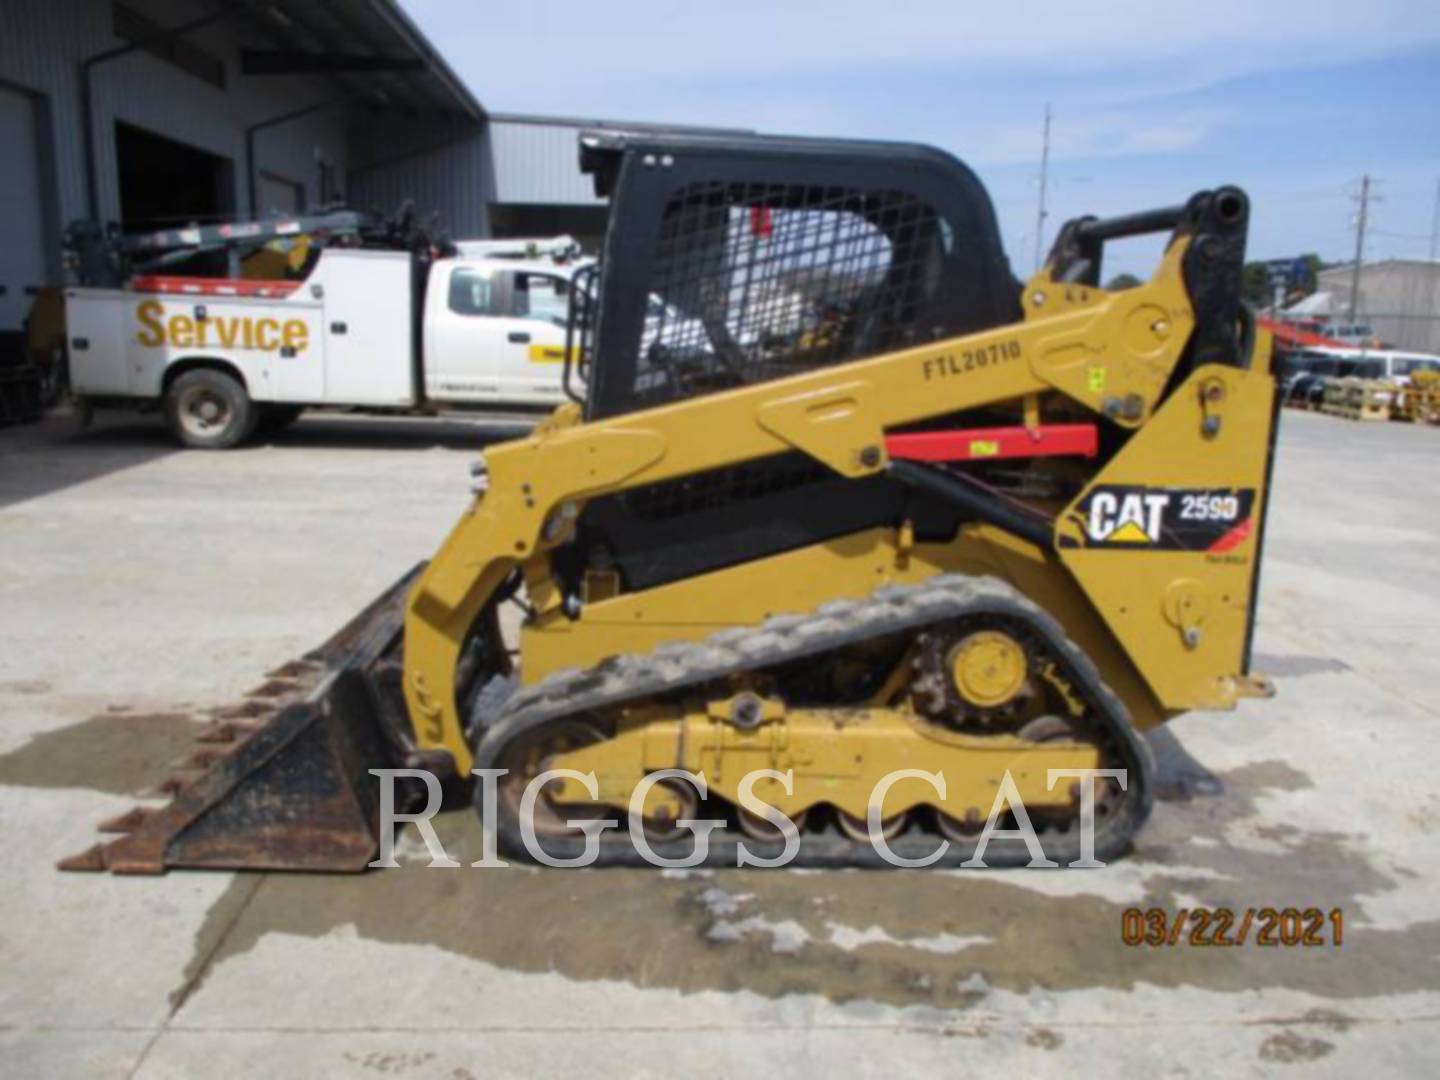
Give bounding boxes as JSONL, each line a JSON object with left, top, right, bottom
{"left": 402, "top": 237, "right": 1275, "bottom": 775}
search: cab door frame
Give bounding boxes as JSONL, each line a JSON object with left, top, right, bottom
{"left": 503, "top": 268, "right": 571, "bottom": 402}
{"left": 424, "top": 262, "right": 570, "bottom": 405}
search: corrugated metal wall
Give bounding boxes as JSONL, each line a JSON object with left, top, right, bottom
{"left": 1, "top": 0, "right": 106, "bottom": 239}
{"left": 0, "top": 0, "right": 350, "bottom": 236}
{"left": 489, "top": 119, "right": 602, "bottom": 206}
{"left": 350, "top": 117, "right": 605, "bottom": 244}
{"left": 347, "top": 114, "right": 494, "bottom": 240}
{"left": 1317, "top": 261, "right": 1440, "bottom": 353}
{"left": 347, "top": 117, "right": 612, "bottom": 241}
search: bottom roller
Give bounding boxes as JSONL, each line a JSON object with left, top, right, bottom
{"left": 59, "top": 565, "right": 424, "bottom": 875}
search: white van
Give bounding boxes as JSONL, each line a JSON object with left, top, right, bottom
{"left": 1284, "top": 345, "right": 1440, "bottom": 385}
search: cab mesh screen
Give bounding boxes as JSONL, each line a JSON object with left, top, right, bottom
{"left": 628, "top": 181, "right": 947, "bottom": 408}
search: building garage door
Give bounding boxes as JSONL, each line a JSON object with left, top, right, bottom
{"left": 0, "top": 86, "right": 49, "bottom": 333}
{"left": 115, "top": 121, "right": 233, "bottom": 232}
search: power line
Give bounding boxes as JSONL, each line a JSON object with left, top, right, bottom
{"left": 1369, "top": 228, "right": 1433, "bottom": 241}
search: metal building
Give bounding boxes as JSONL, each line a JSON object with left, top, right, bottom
{"left": 349, "top": 112, "right": 751, "bottom": 249}
{"left": 1311, "top": 260, "right": 1440, "bottom": 353}
{"left": 0, "top": 0, "right": 747, "bottom": 375}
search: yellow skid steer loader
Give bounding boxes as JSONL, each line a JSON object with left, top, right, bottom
{"left": 64, "top": 130, "right": 1277, "bottom": 872}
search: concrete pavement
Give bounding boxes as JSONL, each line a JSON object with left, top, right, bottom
{"left": 2, "top": 407, "right": 1437, "bottom": 1077}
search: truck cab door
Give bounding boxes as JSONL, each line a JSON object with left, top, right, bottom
{"left": 424, "top": 265, "right": 570, "bottom": 405}
{"left": 424, "top": 264, "right": 510, "bottom": 402}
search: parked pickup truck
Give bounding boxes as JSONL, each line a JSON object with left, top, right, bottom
{"left": 62, "top": 211, "right": 587, "bottom": 448}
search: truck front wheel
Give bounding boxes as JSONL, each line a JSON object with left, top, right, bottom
{"left": 164, "top": 369, "right": 257, "bottom": 449}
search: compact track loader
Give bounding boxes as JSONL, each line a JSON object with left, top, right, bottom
{"left": 64, "top": 130, "right": 1278, "bottom": 872}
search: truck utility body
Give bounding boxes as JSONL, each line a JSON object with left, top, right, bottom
{"left": 63, "top": 211, "right": 583, "bottom": 447}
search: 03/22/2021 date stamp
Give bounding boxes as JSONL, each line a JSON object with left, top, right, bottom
{"left": 1121, "top": 907, "right": 1344, "bottom": 948}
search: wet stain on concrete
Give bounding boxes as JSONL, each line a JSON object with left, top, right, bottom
{"left": 0, "top": 666, "right": 319, "bottom": 800}
{"left": 1258, "top": 1030, "right": 1335, "bottom": 1064}
{"left": 0, "top": 678, "right": 51, "bottom": 695}
{"left": 1251, "top": 653, "right": 1351, "bottom": 678}
{"left": 1256, "top": 1007, "right": 1359, "bottom": 1034}
{"left": 0, "top": 711, "right": 203, "bottom": 795}
{"left": 341, "top": 1050, "right": 437, "bottom": 1074}
{"left": 169, "top": 875, "right": 264, "bottom": 1012}
{"left": 1026, "top": 1027, "right": 1063, "bottom": 1050}
{"left": 25, "top": 698, "right": 1420, "bottom": 1023}
{"left": 170, "top": 754, "right": 1440, "bottom": 1017}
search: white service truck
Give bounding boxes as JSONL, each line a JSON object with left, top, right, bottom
{"left": 63, "top": 212, "right": 587, "bottom": 448}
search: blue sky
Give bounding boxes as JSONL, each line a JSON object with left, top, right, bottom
{"left": 404, "top": 1, "right": 1440, "bottom": 278}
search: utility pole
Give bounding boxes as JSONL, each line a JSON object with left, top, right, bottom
{"left": 1033, "top": 104, "right": 1051, "bottom": 274}
{"left": 1347, "top": 174, "right": 1373, "bottom": 322}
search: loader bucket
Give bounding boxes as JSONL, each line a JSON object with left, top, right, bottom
{"left": 59, "top": 565, "right": 424, "bottom": 874}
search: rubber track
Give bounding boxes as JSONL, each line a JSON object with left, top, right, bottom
{"left": 473, "top": 574, "right": 1155, "bottom": 867}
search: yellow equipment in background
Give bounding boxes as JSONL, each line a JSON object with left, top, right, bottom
{"left": 65, "top": 131, "right": 1279, "bottom": 872}
{"left": 240, "top": 234, "right": 315, "bottom": 280}
{"left": 1395, "top": 370, "right": 1440, "bottom": 424}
